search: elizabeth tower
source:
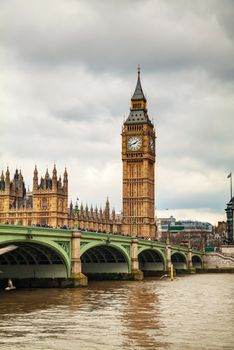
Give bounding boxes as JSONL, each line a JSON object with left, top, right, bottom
{"left": 122, "top": 68, "right": 156, "bottom": 238}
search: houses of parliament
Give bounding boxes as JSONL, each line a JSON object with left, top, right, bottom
{"left": 0, "top": 69, "right": 157, "bottom": 238}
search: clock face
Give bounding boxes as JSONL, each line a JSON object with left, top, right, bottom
{"left": 127, "top": 136, "right": 142, "bottom": 151}
{"left": 149, "top": 137, "right": 154, "bottom": 151}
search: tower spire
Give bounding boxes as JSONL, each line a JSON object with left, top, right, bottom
{"left": 131, "top": 65, "right": 146, "bottom": 102}
{"left": 125, "top": 67, "right": 149, "bottom": 124}
{"left": 52, "top": 164, "right": 57, "bottom": 191}
{"left": 122, "top": 68, "right": 156, "bottom": 238}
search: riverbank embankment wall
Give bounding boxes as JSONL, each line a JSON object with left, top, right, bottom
{"left": 204, "top": 252, "right": 234, "bottom": 272}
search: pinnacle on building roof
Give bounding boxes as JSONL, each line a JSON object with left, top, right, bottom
{"left": 74, "top": 200, "right": 78, "bottom": 211}
{"left": 34, "top": 165, "right": 38, "bottom": 176}
{"left": 63, "top": 167, "right": 68, "bottom": 179}
{"left": 131, "top": 65, "right": 146, "bottom": 102}
{"left": 45, "top": 168, "right": 49, "bottom": 178}
{"left": 112, "top": 208, "right": 116, "bottom": 220}
{"left": 14, "top": 169, "right": 19, "bottom": 179}
{"left": 53, "top": 164, "right": 57, "bottom": 176}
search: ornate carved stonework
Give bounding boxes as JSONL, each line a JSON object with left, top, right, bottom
{"left": 122, "top": 68, "right": 156, "bottom": 238}
{"left": 55, "top": 241, "right": 70, "bottom": 257}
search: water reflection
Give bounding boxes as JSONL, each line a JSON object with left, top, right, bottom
{"left": 0, "top": 275, "right": 233, "bottom": 350}
{"left": 121, "top": 279, "right": 168, "bottom": 349}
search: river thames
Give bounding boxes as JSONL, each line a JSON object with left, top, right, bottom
{"left": 0, "top": 274, "right": 233, "bottom": 350}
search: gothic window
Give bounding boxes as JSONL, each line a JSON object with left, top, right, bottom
{"left": 41, "top": 198, "right": 48, "bottom": 209}
{"left": 58, "top": 199, "right": 63, "bottom": 211}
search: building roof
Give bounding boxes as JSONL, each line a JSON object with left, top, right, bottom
{"left": 125, "top": 67, "right": 153, "bottom": 125}
{"left": 131, "top": 66, "right": 146, "bottom": 102}
{"left": 126, "top": 110, "right": 148, "bottom": 124}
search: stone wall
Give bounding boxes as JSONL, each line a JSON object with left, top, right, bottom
{"left": 204, "top": 253, "right": 234, "bottom": 270}
{"left": 220, "top": 245, "right": 234, "bottom": 257}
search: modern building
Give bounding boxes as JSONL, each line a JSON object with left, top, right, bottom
{"left": 156, "top": 216, "right": 213, "bottom": 249}
{"left": 156, "top": 216, "right": 176, "bottom": 238}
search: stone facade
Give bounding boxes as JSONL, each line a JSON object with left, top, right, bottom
{"left": 0, "top": 70, "right": 157, "bottom": 237}
{"left": 122, "top": 68, "right": 156, "bottom": 238}
{"left": 0, "top": 166, "right": 68, "bottom": 227}
{"left": 0, "top": 167, "right": 121, "bottom": 233}
{"left": 204, "top": 253, "right": 234, "bottom": 269}
{"left": 220, "top": 245, "right": 234, "bottom": 257}
{"left": 69, "top": 198, "right": 122, "bottom": 234}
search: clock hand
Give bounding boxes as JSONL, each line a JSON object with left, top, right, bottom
{"left": 131, "top": 140, "right": 138, "bottom": 145}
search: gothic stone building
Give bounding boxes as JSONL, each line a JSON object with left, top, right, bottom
{"left": 0, "top": 70, "right": 156, "bottom": 237}
{"left": 122, "top": 68, "right": 156, "bottom": 237}
{"left": 0, "top": 166, "right": 122, "bottom": 233}
{"left": 0, "top": 166, "right": 68, "bottom": 228}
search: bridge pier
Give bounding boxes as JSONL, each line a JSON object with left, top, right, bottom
{"left": 130, "top": 238, "right": 143, "bottom": 280}
{"left": 0, "top": 224, "right": 205, "bottom": 286}
{"left": 69, "top": 231, "right": 88, "bottom": 287}
{"left": 188, "top": 248, "right": 196, "bottom": 273}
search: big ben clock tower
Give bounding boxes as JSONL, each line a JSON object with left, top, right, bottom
{"left": 122, "top": 67, "right": 156, "bottom": 238}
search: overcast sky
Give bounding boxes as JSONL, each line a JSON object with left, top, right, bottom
{"left": 1, "top": 0, "right": 233, "bottom": 225}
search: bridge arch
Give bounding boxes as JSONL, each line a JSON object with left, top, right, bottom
{"left": 171, "top": 251, "right": 188, "bottom": 270}
{"left": 80, "top": 242, "right": 131, "bottom": 276}
{"left": 192, "top": 255, "right": 203, "bottom": 269}
{"left": 138, "top": 248, "right": 166, "bottom": 274}
{"left": 0, "top": 239, "right": 70, "bottom": 280}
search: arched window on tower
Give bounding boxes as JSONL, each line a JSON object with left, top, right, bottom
{"left": 41, "top": 198, "right": 48, "bottom": 210}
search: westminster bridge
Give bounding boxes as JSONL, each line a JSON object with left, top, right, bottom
{"left": 0, "top": 224, "right": 204, "bottom": 287}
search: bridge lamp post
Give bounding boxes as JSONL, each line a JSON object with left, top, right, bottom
{"left": 75, "top": 198, "right": 79, "bottom": 215}
{"left": 74, "top": 197, "right": 79, "bottom": 229}
{"left": 188, "top": 232, "right": 191, "bottom": 249}
{"left": 167, "top": 220, "right": 171, "bottom": 244}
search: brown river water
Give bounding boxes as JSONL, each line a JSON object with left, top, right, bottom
{"left": 0, "top": 274, "right": 233, "bottom": 350}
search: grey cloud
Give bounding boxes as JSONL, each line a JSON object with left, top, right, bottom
{"left": 208, "top": 0, "right": 234, "bottom": 39}
{"left": 0, "top": 0, "right": 233, "bottom": 223}
{"left": 0, "top": 0, "right": 234, "bottom": 80}
{"left": 158, "top": 192, "right": 227, "bottom": 211}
